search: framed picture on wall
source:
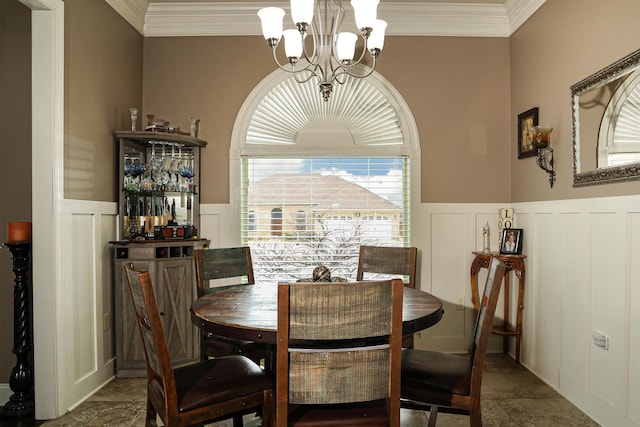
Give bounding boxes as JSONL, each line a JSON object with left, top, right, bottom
{"left": 517, "top": 107, "right": 538, "bottom": 159}
{"left": 500, "top": 228, "right": 523, "bottom": 255}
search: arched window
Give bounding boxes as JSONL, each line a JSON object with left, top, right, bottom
{"left": 598, "top": 68, "right": 640, "bottom": 167}
{"left": 232, "top": 69, "right": 420, "bottom": 284}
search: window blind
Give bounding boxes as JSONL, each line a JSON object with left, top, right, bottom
{"left": 241, "top": 156, "right": 410, "bottom": 285}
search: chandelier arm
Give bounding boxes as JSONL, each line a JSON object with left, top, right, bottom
{"left": 270, "top": 47, "right": 319, "bottom": 77}
{"left": 300, "top": 24, "right": 319, "bottom": 69}
{"left": 335, "top": 34, "right": 371, "bottom": 72}
{"left": 332, "top": 72, "right": 349, "bottom": 86}
{"left": 334, "top": 54, "right": 378, "bottom": 80}
{"left": 330, "top": 0, "right": 346, "bottom": 41}
{"left": 293, "top": 70, "right": 318, "bottom": 84}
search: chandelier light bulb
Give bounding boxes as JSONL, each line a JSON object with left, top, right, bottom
{"left": 351, "top": 0, "right": 379, "bottom": 31}
{"left": 290, "top": 0, "right": 314, "bottom": 26}
{"left": 336, "top": 32, "right": 358, "bottom": 62}
{"left": 368, "top": 19, "right": 387, "bottom": 53}
{"left": 283, "top": 29, "right": 304, "bottom": 61}
{"left": 258, "top": 7, "right": 285, "bottom": 43}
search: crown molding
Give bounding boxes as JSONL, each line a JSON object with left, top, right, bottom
{"left": 505, "top": 0, "right": 545, "bottom": 34}
{"left": 105, "top": 0, "right": 149, "bottom": 34}
{"left": 107, "top": 0, "right": 545, "bottom": 38}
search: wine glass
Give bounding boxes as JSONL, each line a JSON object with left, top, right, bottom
{"left": 133, "top": 162, "right": 146, "bottom": 190}
{"left": 168, "top": 143, "right": 179, "bottom": 191}
{"left": 155, "top": 142, "right": 170, "bottom": 191}
{"left": 123, "top": 156, "right": 133, "bottom": 189}
{"left": 179, "top": 151, "right": 195, "bottom": 191}
{"left": 144, "top": 141, "right": 158, "bottom": 190}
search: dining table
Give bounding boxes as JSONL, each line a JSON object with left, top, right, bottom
{"left": 190, "top": 283, "right": 444, "bottom": 347}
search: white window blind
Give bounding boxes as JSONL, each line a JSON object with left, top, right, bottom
{"left": 241, "top": 157, "right": 410, "bottom": 285}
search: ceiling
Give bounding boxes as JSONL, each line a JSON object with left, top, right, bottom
{"left": 106, "top": 0, "right": 545, "bottom": 38}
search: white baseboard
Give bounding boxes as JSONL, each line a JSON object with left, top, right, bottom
{"left": 0, "top": 383, "right": 11, "bottom": 406}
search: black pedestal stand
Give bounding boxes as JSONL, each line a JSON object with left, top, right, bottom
{"left": 0, "top": 242, "right": 35, "bottom": 421}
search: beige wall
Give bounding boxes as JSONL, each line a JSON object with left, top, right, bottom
{"left": 63, "top": 0, "right": 143, "bottom": 201}
{"left": 143, "top": 36, "right": 280, "bottom": 203}
{"left": 510, "top": 0, "right": 640, "bottom": 201}
{"left": 143, "top": 36, "right": 512, "bottom": 204}
{"left": 0, "top": 0, "right": 31, "bottom": 387}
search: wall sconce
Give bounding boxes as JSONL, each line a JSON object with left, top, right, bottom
{"left": 531, "top": 126, "right": 555, "bottom": 187}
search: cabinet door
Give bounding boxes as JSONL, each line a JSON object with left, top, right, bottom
{"left": 114, "top": 260, "right": 155, "bottom": 376}
{"left": 156, "top": 259, "right": 197, "bottom": 366}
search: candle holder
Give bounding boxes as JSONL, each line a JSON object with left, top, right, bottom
{"left": 1, "top": 242, "right": 34, "bottom": 421}
{"left": 531, "top": 126, "right": 556, "bottom": 188}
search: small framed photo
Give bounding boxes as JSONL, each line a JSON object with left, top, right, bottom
{"left": 500, "top": 228, "right": 523, "bottom": 255}
{"left": 517, "top": 107, "right": 538, "bottom": 159}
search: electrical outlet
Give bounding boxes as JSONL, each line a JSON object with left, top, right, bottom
{"left": 592, "top": 331, "right": 609, "bottom": 350}
{"left": 456, "top": 298, "right": 465, "bottom": 311}
{"left": 104, "top": 313, "right": 110, "bottom": 332}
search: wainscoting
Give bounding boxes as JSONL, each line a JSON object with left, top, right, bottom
{"left": 59, "top": 199, "right": 118, "bottom": 411}
{"left": 200, "top": 195, "right": 640, "bottom": 426}
{"left": 8, "top": 195, "right": 635, "bottom": 426}
{"left": 416, "top": 196, "right": 640, "bottom": 427}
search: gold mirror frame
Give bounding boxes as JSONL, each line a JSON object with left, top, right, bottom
{"left": 572, "top": 48, "right": 640, "bottom": 187}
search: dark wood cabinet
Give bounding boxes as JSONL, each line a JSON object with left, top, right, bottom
{"left": 112, "top": 241, "right": 209, "bottom": 377}
{"left": 111, "top": 131, "right": 210, "bottom": 377}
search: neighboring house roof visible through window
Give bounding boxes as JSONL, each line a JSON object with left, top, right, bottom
{"left": 248, "top": 174, "right": 399, "bottom": 211}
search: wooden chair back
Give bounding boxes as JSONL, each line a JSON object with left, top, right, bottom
{"left": 194, "top": 246, "right": 255, "bottom": 297}
{"left": 399, "top": 256, "right": 505, "bottom": 426}
{"left": 194, "top": 247, "right": 265, "bottom": 363}
{"left": 356, "top": 245, "right": 418, "bottom": 289}
{"left": 123, "top": 264, "right": 182, "bottom": 415}
{"left": 124, "top": 265, "right": 173, "bottom": 379}
{"left": 124, "top": 263, "right": 274, "bottom": 427}
{"left": 357, "top": 245, "right": 417, "bottom": 348}
{"left": 276, "top": 279, "right": 403, "bottom": 427}
{"left": 469, "top": 256, "right": 506, "bottom": 395}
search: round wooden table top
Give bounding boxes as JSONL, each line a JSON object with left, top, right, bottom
{"left": 191, "top": 284, "right": 444, "bottom": 345}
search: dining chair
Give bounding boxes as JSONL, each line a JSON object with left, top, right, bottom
{"left": 194, "top": 247, "right": 266, "bottom": 364}
{"left": 276, "top": 279, "right": 404, "bottom": 427}
{"left": 400, "top": 257, "right": 506, "bottom": 426}
{"left": 356, "top": 245, "right": 418, "bottom": 348}
{"left": 123, "top": 264, "right": 274, "bottom": 427}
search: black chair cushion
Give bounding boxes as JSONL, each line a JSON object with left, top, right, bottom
{"left": 150, "top": 355, "right": 272, "bottom": 413}
{"left": 287, "top": 400, "right": 390, "bottom": 426}
{"left": 401, "top": 349, "right": 472, "bottom": 397}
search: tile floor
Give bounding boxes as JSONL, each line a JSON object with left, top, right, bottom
{"left": 1, "top": 353, "right": 599, "bottom": 426}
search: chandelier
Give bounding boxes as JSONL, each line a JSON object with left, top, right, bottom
{"left": 258, "top": 0, "right": 387, "bottom": 102}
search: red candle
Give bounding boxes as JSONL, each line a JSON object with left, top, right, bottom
{"left": 7, "top": 222, "right": 31, "bottom": 243}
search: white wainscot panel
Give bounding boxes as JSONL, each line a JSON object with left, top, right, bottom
{"left": 590, "top": 213, "right": 627, "bottom": 408}
{"left": 62, "top": 200, "right": 117, "bottom": 412}
{"left": 200, "top": 204, "right": 239, "bottom": 248}
{"left": 527, "top": 212, "right": 562, "bottom": 386}
{"left": 70, "top": 213, "right": 97, "bottom": 381}
{"left": 427, "top": 212, "right": 475, "bottom": 351}
{"left": 559, "top": 213, "right": 591, "bottom": 394}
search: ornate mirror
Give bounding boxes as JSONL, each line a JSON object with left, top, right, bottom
{"left": 572, "top": 48, "right": 640, "bottom": 186}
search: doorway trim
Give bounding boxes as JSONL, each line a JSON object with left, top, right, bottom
{"left": 20, "top": 0, "right": 65, "bottom": 419}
